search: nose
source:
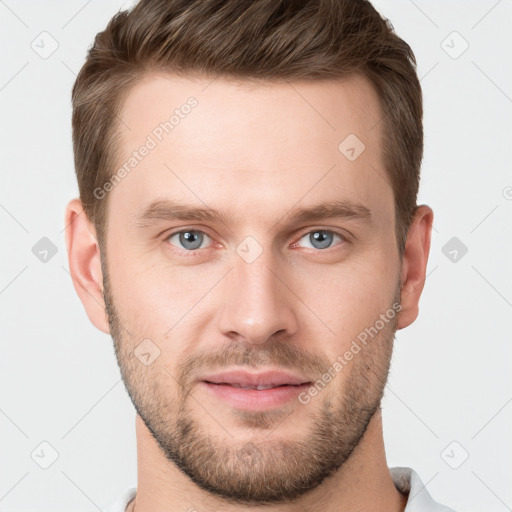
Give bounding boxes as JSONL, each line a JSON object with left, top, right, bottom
{"left": 216, "top": 246, "right": 298, "bottom": 345}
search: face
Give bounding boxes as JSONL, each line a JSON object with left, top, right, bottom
{"left": 100, "top": 73, "right": 403, "bottom": 504}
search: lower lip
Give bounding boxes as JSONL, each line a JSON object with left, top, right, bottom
{"left": 200, "top": 382, "right": 311, "bottom": 410}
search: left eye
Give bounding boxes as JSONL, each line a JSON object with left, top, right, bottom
{"left": 296, "top": 230, "right": 344, "bottom": 250}
{"left": 167, "top": 230, "right": 212, "bottom": 251}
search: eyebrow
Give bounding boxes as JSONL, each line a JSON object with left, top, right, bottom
{"left": 133, "top": 198, "right": 372, "bottom": 229}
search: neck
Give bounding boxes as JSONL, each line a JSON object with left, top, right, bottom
{"left": 127, "top": 409, "right": 407, "bottom": 512}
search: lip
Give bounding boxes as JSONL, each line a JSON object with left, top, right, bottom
{"left": 199, "top": 369, "right": 311, "bottom": 388}
{"left": 198, "top": 369, "right": 312, "bottom": 410}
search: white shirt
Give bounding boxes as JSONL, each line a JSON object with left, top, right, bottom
{"left": 105, "top": 467, "right": 457, "bottom": 512}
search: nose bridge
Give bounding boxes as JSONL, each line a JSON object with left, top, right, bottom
{"left": 217, "top": 239, "right": 297, "bottom": 344}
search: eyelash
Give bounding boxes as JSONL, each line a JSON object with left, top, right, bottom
{"left": 163, "top": 228, "right": 348, "bottom": 256}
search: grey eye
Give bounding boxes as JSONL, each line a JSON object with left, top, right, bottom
{"left": 298, "top": 230, "right": 343, "bottom": 250}
{"left": 168, "top": 230, "right": 210, "bottom": 251}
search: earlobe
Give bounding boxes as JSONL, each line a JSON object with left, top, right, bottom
{"left": 64, "top": 198, "right": 110, "bottom": 334}
{"left": 397, "top": 205, "right": 434, "bottom": 330}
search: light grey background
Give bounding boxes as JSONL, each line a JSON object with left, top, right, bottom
{"left": 0, "top": 0, "right": 511, "bottom": 510}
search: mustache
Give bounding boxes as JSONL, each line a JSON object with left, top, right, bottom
{"left": 174, "top": 338, "right": 331, "bottom": 385}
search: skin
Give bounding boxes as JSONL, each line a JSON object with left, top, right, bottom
{"left": 65, "top": 72, "right": 433, "bottom": 512}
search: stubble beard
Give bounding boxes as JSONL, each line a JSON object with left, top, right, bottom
{"left": 103, "top": 265, "right": 399, "bottom": 505}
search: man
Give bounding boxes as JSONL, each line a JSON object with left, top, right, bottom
{"left": 64, "top": 0, "right": 457, "bottom": 510}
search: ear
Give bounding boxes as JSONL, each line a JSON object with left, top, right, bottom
{"left": 397, "top": 204, "right": 434, "bottom": 330}
{"left": 64, "top": 198, "right": 110, "bottom": 334}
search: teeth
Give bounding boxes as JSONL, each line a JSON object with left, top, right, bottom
{"left": 228, "top": 383, "right": 279, "bottom": 390}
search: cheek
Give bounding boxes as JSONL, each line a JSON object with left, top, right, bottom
{"left": 107, "top": 251, "right": 220, "bottom": 340}
{"left": 298, "top": 256, "right": 398, "bottom": 347}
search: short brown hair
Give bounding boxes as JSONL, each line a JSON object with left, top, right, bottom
{"left": 72, "top": 0, "right": 423, "bottom": 256}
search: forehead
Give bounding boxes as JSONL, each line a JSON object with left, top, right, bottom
{"left": 109, "top": 72, "right": 391, "bottom": 228}
{"left": 118, "top": 72, "right": 383, "bottom": 152}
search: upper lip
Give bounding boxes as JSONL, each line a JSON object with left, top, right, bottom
{"left": 200, "top": 369, "right": 312, "bottom": 388}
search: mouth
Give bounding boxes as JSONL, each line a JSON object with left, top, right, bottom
{"left": 200, "top": 368, "right": 311, "bottom": 387}
{"left": 198, "top": 369, "right": 312, "bottom": 410}
{"left": 203, "top": 382, "right": 309, "bottom": 390}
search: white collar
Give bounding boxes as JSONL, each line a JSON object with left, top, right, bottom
{"left": 390, "top": 467, "right": 457, "bottom": 511}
